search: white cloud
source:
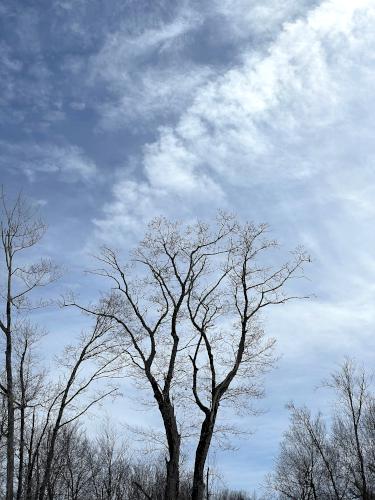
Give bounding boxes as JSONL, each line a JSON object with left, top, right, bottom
{"left": 153, "top": 0, "right": 372, "bottom": 188}
{"left": 69, "top": 101, "right": 86, "bottom": 111}
{"left": 94, "top": 64, "right": 213, "bottom": 129}
{"left": 89, "top": 1, "right": 322, "bottom": 130}
{"left": 96, "top": 0, "right": 375, "bottom": 236}
{"left": 93, "top": 180, "right": 167, "bottom": 240}
{"left": 89, "top": 9, "right": 213, "bottom": 128}
{"left": 209, "top": 0, "right": 320, "bottom": 41}
{"left": 1, "top": 141, "right": 98, "bottom": 182}
{"left": 143, "top": 127, "right": 224, "bottom": 195}
{"left": 93, "top": 174, "right": 224, "bottom": 246}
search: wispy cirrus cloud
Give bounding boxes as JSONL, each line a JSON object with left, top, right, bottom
{"left": 89, "top": 1, "right": 321, "bottom": 130}
{"left": 89, "top": 9, "right": 212, "bottom": 129}
{"left": 95, "top": 0, "right": 375, "bottom": 236}
{"left": 1, "top": 141, "right": 97, "bottom": 183}
{"left": 205, "top": 0, "right": 320, "bottom": 42}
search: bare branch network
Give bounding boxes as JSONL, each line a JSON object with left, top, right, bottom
{"left": 65, "top": 213, "right": 310, "bottom": 500}
{"left": 0, "top": 190, "right": 311, "bottom": 500}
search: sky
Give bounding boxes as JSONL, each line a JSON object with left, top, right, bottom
{"left": 1, "top": 0, "right": 375, "bottom": 494}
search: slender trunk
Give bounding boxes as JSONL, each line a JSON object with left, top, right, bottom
{"left": 107, "top": 458, "right": 112, "bottom": 500}
{"left": 206, "top": 467, "right": 210, "bottom": 500}
{"left": 192, "top": 409, "right": 217, "bottom": 500}
{"left": 6, "top": 259, "right": 14, "bottom": 500}
{"left": 310, "top": 474, "right": 318, "bottom": 500}
{"left": 38, "top": 344, "right": 88, "bottom": 500}
{"left": 16, "top": 340, "right": 28, "bottom": 500}
{"left": 25, "top": 410, "right": 36, "bottom": 500}
{"left": 16, "top": 404, "right": 25, "bottom": 500}
{"left": 36, "top": 453, "right": 41, "bottom": 500}
{"left": 352, "top": 417, "right": 368, "bottom": 499}
{"left": 38, "top": 408, "right": 64, "bottom": 499}
{"left": 6, "top": 331, "right": 15, "bottom": 500}
{"left": 162, "top": 405, "right": 181, "bottom": 500}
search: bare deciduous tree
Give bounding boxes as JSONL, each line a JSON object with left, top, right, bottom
{"left": 68, "top": 214, "right": 309, "bottom": 500}
{"left": 0, "top": 190, "right": 58, "bottom": 500}
{"left": 67, "top": 215, "right": 238, "bottom": 499}
{"left": 36, "top": 315, "right": 122, "bottom": 500}
{"left": 13, "top": 322, "right": 46, "bottom": 500}
{"left": 270, "top": 360, "right": 375, "bottom": 500}
{"left": 186, "top": 222, "right": 308, "bottom": 500}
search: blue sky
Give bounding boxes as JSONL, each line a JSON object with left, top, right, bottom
{"left": 2, "top": 0, "right": 375, "bottom": 493}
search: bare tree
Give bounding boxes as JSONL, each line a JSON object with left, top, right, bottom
{"left": 269, "top": 407, "right": 333, "bottom": 500}
{"left": 271, "top": 360, "right": 375, "bottom": 500}
{"left": 0, "top": 386, "right": 7, "bottom": 496}
{"left": 0, "top": 189, "right": 58, "bottom": 500}
{"left": 67, "top": 215, "right": 239, "bottom": 499}
{"left": 329, "top": 360, "right": 374, "bottom": 500}
{"left": 13, "top": 322, "right": 46, "bottom": 500}
{"left": 55, "top": 425, "right": 94, "bottom": 500}
{"left": 36, "top": 315, "right": 122, "bottom": 500}
{"left": 88, "top": 424, "right": 131, "bottom": 500}
{"left": 67, "top": 214, "right": 308, "bottom": 500}
{"left": 186, "top": 221, "right": 308, "bottom": 500}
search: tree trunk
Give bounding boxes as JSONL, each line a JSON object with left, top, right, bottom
{"left": 191, "top": 410, "right": 217, "bottom": 500}
{"left": 5, "top": 256, "right": 15, "bottom": 500}
{"left": 16, "top": 404, "right": 25, "bottom": 500}
{"left": 25, "top": 410, "right": 36, "bottom": 500}
{"left": 16, "top": 341, "right": 28, "bottom": 500}
{"left": 38, "top": 416, "right": 62, "bottom": 500}
{"left": 5, "top": 331, "right": 15, "bottom": 500}
{"left": 162, "top": 407, "right": 181, "bottom": 500}
{"left": 165, "top": 449, "right": 180, "bottom": 500}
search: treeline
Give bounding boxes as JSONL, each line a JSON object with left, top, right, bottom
{"left": 0, "top": 416, "right": 250, "bottom": 499}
